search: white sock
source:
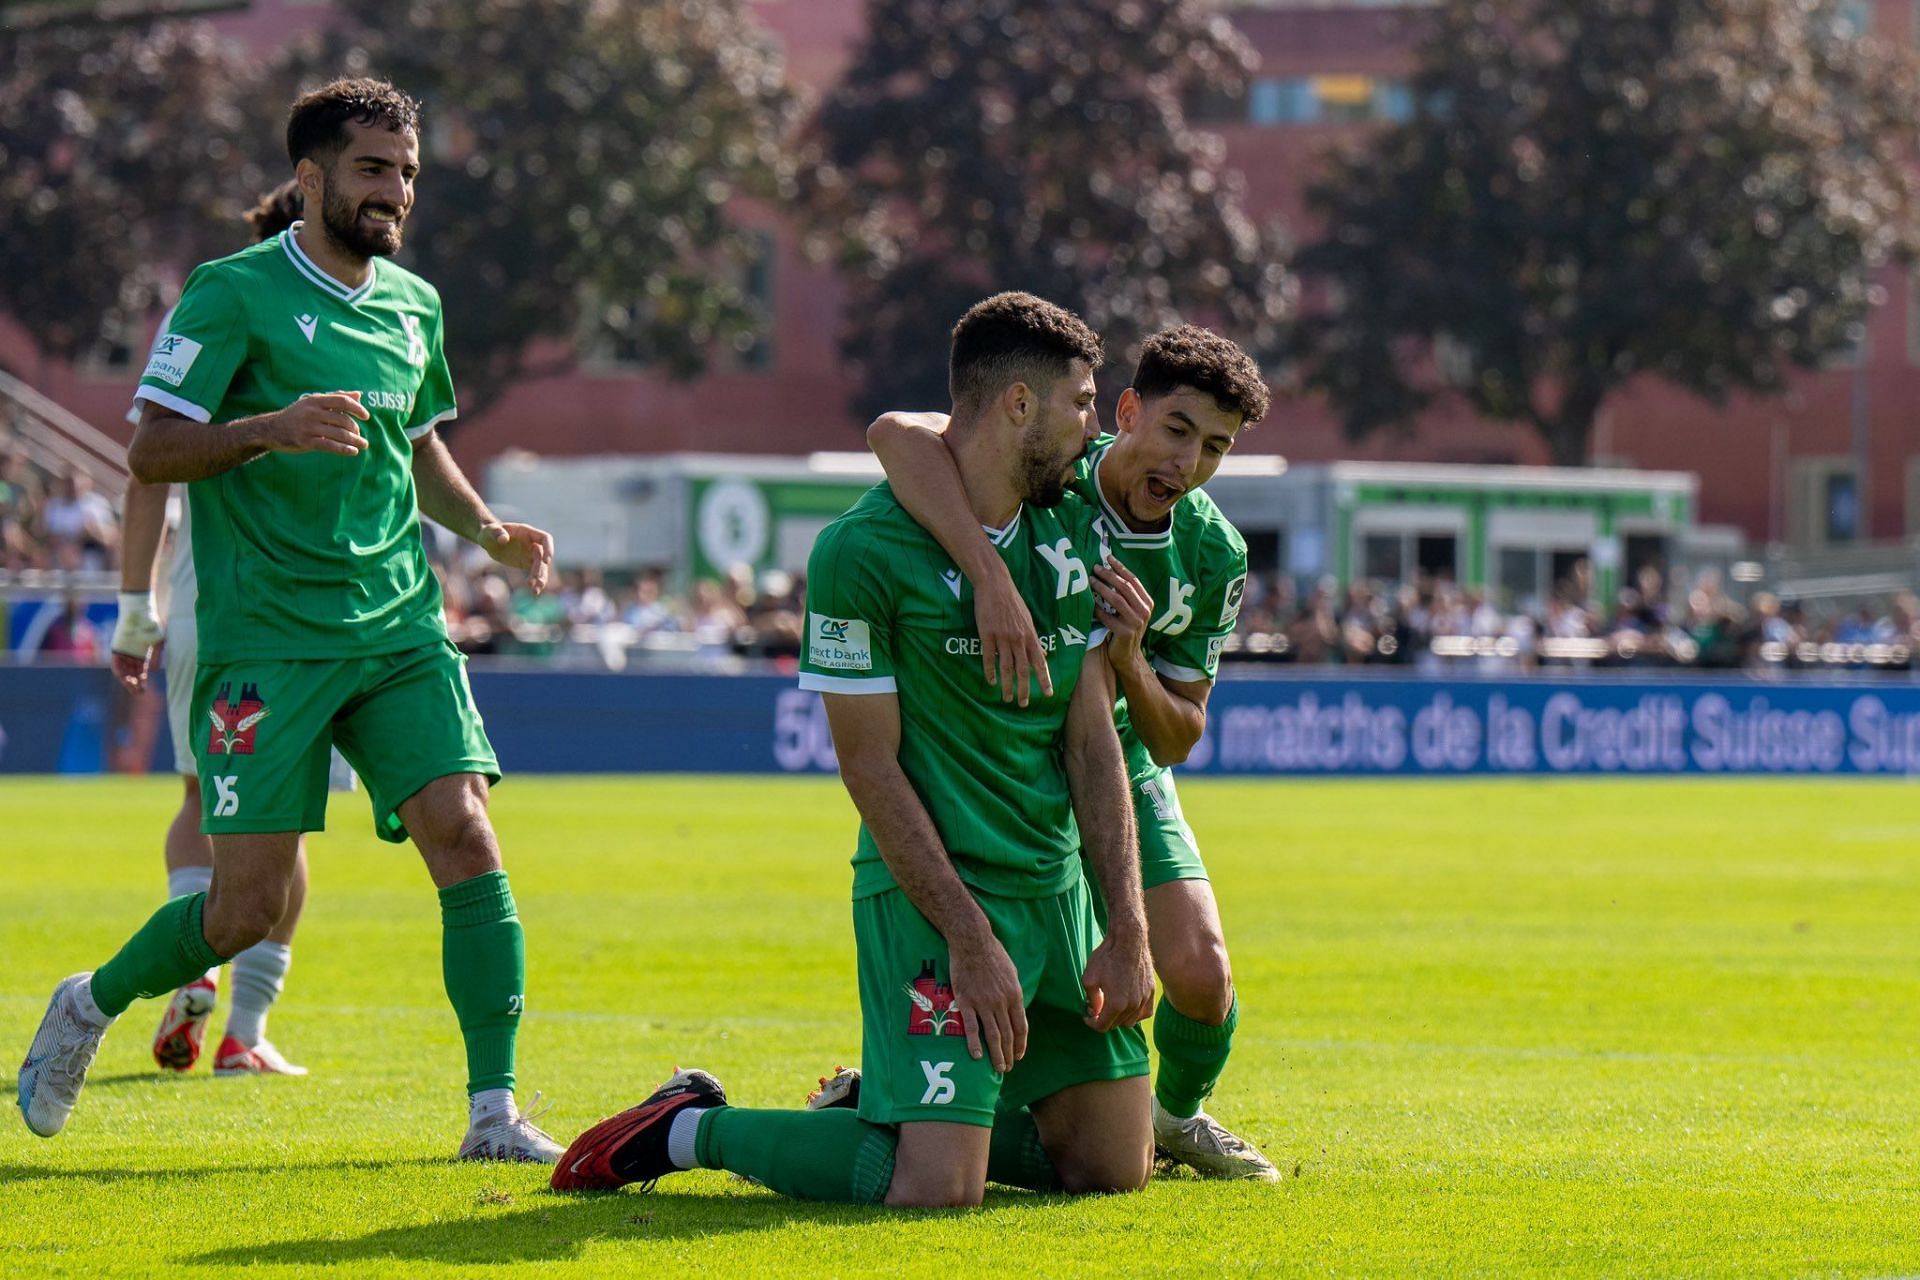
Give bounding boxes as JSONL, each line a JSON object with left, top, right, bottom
{"left": 469, "top": 1087, "right": 515, "bottom": 1128}
{"left": 224, "top": 941, "right": 290, "bottom": 1048}
{"left": 666, "top": 1107, "right": 708, "bottom": 1170}
{"left": 167, "top": 866, "right": 213, "bottom": 898}
{"left": 72, "top": 975, "right": 113, "bottom": 1029}
{"left": 166, "top": 868, "right": 219, "bottom": 983}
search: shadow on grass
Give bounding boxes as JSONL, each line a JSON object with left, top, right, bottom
{"left": 0, "top": 1156, "right": 445, "bottom": 1185}
{"left": 188, "top": 1189, "right": 927, "bottom": 1266}
{"left": 69, "top": 1071, "right": 219, "bottom": 1089}
{"left": 2, "top": 1071, "right": 219, "bottom": 1095}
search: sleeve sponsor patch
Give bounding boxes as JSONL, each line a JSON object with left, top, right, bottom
{"left": 808, "top": 613, "right": 874, "bottom": 671}
{"left": 1207, "top": 635, "right": 1226, "bottom": 668}
{"left": 141, "top": 334, "right": 203, "bottom": 387}
{"left": 1219, "top": 573, "right": 1247, "bottom": 627}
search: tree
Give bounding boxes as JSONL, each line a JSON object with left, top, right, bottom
{"left": 0, "top": 20, "right": 265, "bottom": 366}
{"left": 292, "top": 0, "right": 797, "bottom": 419}
{"left": 1290, "top": 0, "right": 1920, "bottom": 466}
{"left": 802, "top": 0, "right": 1292, "bottom": 421}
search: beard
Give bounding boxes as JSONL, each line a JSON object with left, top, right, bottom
{"left": 319, "top": 181, "right": 405, "bottom": 259}
{"left": 1016, "top": 417, "right": 1078, "bottom": 509}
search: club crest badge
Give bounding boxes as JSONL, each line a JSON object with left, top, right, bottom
{"left": 904, "top": 960, "right": 964, "bottom": 1037}
{"left": 207, "top": 682, "right": 270, "bottom": 756}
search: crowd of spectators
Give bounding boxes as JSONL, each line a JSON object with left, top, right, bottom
{"left": 4, "top": 429, "right": 1916, "bottom": 675}
{"left": 1, "top": 441, "right": 120, "bottom": 574}
{"left": 1225, "top": 566, "right": 1920, "bottom": 674}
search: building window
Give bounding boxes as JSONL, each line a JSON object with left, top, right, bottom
{"left": 1907, "top": 457, "right": 1920, "bottom": 538}
{"left": 1908, "top": 266, "right": 1920, "bottom": 365}
{"left": 1789, "top": 456, "right": 1861, "bottom": 548}
{"left": 1359, "top": 529, "right": 1458, "bottom": 586}
{"left": 1836, "top": 0, "right": 1873, "bottom": 36}
{"left": 1239, "top": 75, "right": 1415, "bottom": 127}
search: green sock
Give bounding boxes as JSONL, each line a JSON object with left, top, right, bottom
{"left": 1153, "top": 994, "right": 1239, "bottom": 1119}
{"left": 987, "top": 1103, "right": 1061, "bottom": 1192}
{"left": 439, "top": 871, "right": 523, "bottom": 1095}
{"left": 695, "top": 1106, "right": 897, "bottom": 1204}
{"left": 90, "top": 893, "right": 225, "bottom": 1018}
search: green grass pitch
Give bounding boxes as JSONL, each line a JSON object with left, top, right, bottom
{"left": 3, "top": 774, "right": 1919, "bottom": 1276}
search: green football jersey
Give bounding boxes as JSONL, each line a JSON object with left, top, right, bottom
{"left": 134, "top": 225, "right": 457, "bottom": 663}
{"left": 800, "top": 483, "right": 1111, "bottom": 901}
{"left": 1071, "top": 435, "right": 1249, "bottom": 774}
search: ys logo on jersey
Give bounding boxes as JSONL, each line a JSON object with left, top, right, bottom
{"left": 207, "top": 682, "right": 270, "bottom": 755}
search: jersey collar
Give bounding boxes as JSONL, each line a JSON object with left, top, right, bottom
{"left": 280, "top": 223, "right": 378, "bottom": 305}
{"left": 982, "top": 506, "right": 1023, "bottom": 548}
{"left": 1090, "top": 440, "right": 1172, "bottom": 548}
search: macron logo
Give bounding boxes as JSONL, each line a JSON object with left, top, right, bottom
{"left": 295, "top": 314, "right": 318, "bottom": 343}
{"left": 941, "top": 569, "right": 963, "bottom": 600}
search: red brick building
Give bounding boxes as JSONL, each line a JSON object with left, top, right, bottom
{"left": 6, "top": 0, "right": 1914, "bottom": 549}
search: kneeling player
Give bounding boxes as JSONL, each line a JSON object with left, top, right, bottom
{"left": 554, "top": 293, "right": 1155, "bottom": 1205}
{"left": 865, "top": 324, "right": 1278, "bottom": 1179}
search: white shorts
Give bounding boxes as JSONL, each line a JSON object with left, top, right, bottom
{"left": 163, "top": 611, "right": 199, "bottom": 778}
{"left": 163, "top": 611, "right": 355, "bottom": 790}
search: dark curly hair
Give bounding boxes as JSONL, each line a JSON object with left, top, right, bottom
{"left": 242, "top": 179, "right": 304, "bottom": 243}
{"left": 1132, "top": 325, "right": 1270, "bottom": 426}
{"left": 286, "top": 78, "right": 421, "bottom": 167}
{"left": 950, "top": 292, "right": 1104, "bottom": 412}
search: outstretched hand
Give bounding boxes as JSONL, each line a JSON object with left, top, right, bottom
{"left": 481, "top": 521, "right": 554, "bottom": 595}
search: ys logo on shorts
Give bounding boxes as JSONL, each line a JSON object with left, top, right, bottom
{"left": 904, "top": 960, "right": 964, "bottom": 1037}
{"left": 207, "top": 682, "right": 270, "bottom": 755}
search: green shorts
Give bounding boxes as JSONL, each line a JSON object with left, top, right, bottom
{"left": 1134, "top": 763, "right": 1208, "bottom": 890}
{"left": 194, "top": 640, "right": 499, "bottom": 843}
{"left": 852, "top": 881, "right": 1149, "bottom": 1128}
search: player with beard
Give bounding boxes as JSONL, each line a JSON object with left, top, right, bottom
{"left": 555, "top": 293, "right": 1156, "bottom": 1207}
{"left": 856, "top": 325, "right": 1278, "bottom": 1180}
{"left": 18, "top": 79, "right": 562, "bottom": 1163}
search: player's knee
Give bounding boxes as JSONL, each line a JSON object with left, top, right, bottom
{"left": 202, "top": 885, "right": 287, "bottom": 956}
{"left": 414, "top": 788, "right": 501, "bottom": 879}
{"left": 1053, "top": 1143, "right": 1152, "bottom": 1195}
{"left": 1159, "top": 938, "right": 1234, "bottom": 1025}
{"left": 884, "top": 1150, "right": 985, "bottom": 1208}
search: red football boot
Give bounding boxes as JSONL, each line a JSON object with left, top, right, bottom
{"left": 551, "top": 1068, "right": 726, "bottom": 1191}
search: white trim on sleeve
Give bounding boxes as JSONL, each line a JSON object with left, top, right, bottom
{"left": 132, "top": 385, "right": 213, "bottom": 424}
{"left": 1151, "top": 656, "right": 1209, "bottom": 684}
{"left": 798, "top": 673, "right": 899, "bottom": 695}
{"left": 1088, "top": 626, "right": 1110, "bottom": 649}
{"left": 406, "top": 408, "right": 458, "bottom": 440}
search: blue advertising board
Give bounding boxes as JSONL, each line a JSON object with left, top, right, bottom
{"left": 2, "top": 665, "right": 1918, "bottom": 777}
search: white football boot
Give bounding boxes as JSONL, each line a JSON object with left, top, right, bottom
{"left": 458, "top": 1092, "right": 565, "bottom": 1163}
{"left": 18, "top": 973, "right": 113, "bottom": 1138}
{"left": 1152, "top": 1097, "right": 1281, "bottom": 1182}
{"left": 212, "top": 1035, "right": 309, "bottom": 1076}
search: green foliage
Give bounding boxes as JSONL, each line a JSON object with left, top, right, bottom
{"left": 0, "top": 20, "right": 266, "bottom": 363}
{"left": 4, "top": 774, "right": 1920, "bottom": 1274}
{"left": 284, "top": 0, "right": 798, "bottom": 418}
{"left": 803, "top": 0, "right": 1292, "bottom": 422}
{"left": 1292, "top": 0, "right": 1920, "bottom": 465}
{"left": 0, "top": 2, "right": 796, "bottom": 418}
